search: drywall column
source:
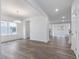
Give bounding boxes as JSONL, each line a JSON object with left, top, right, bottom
{"left": 30, "top": 16, "right": 49, "bottom": 43}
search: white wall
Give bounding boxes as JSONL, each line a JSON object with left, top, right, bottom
{"left": 30, "top": 16, "right": 49, "bottom": 43}
{"left": 71, "top": 0, "right": 79, "bottom": 59}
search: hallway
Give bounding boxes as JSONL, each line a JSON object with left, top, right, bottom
{"left": 1, "top": 38, "right": 76, "bottom": 59}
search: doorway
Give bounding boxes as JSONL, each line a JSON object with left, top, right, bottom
{"left": 26, "top": 21, "right": 30, "bottom": 39}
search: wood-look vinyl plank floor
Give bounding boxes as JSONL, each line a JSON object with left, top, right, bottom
{"left": 0, "top": 38, "right": 76, "bottom": 59}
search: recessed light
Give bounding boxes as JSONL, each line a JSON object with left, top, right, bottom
{"left": 72, "top": 14, "right": 76, "bottom": 17}
{"left": 55, "top": 9, "right": 59, "bottom": 12}
{"left": 62, "top": 16, "right": 65, "bottom": 19}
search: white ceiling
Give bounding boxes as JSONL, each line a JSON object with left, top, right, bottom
{"left": 1, "top": 0, "right": 73, "bottom": 23}
{"left": 1, "top": 0, "right": 44, "bottom": 21}
{"left": 34, "top": 0, "right": 73, "bottom": 23}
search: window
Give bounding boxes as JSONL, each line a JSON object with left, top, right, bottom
{"left": 0, "top": 21, "right": 8, "bottom": 35}
{"left": 9, "top": 22, "right": 17, "bottom": 34}
{"left": 0, "top": 21, "right": 17, "bottom": 36}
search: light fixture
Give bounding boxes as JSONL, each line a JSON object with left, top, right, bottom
{"left": 14, "top": 20, "right": 21, "bottom": 23}
{"left": 55, "top": 9, "right": 59, "bottom": 12}
{"left": 62, "top": 16, "right": 65, "bottom": 19}
{"left": 0, "top": 21, "right": 6, "bottom": 22}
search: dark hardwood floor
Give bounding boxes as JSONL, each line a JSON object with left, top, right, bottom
{"left": 1, "top": 37, "right": 76, "bottom": 59}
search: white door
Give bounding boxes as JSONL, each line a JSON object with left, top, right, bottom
{"left": 26, "top": 21, "right": 30, "bottom": 39}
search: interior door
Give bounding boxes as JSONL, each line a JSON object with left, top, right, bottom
{"left": 26, "top": 21, "right": 30, "bottom": 39}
